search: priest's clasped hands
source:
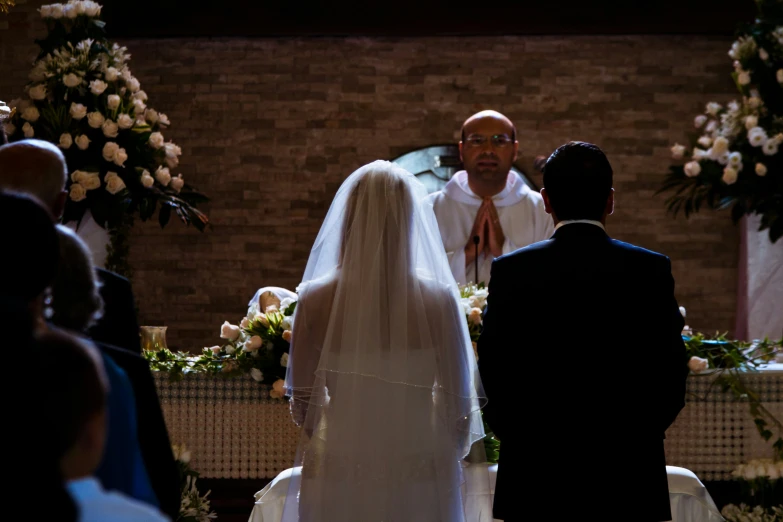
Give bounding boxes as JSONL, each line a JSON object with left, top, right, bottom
{"left": 464, "top": 197, "right": 505, "bottom": 266}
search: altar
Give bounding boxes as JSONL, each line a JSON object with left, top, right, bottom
{"left": 153, "top": 365, "right": 783, "bottom": 481}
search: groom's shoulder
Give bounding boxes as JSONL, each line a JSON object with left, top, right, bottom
{"left": 494, "top": 238, "right": 554, "bottom": 268}
{"left": 608, "top": 238, "right": 671, "bottom": 268}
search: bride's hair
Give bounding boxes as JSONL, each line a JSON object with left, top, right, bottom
{"left": 339, "top": 162, "right": 414, "bottom": 268}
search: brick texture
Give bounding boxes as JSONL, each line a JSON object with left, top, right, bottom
{"left": 1, "top": 2, "right": 740, "bottom": 350}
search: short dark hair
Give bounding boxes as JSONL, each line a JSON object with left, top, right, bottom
{"left": 543, "top": 141, "right": 613, "bottom": 221}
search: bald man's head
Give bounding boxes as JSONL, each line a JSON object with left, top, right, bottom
{"left": 458, "top": 110, "right": 519, "bottom": 195}
{"left": 0, "top": 139, "right": 69, "bottom": 218}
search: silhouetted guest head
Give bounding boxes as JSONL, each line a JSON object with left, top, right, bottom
{"left": 541, "top": 141, "right": 614, "bottom": 223}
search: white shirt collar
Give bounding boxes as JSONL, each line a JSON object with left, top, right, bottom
{"left": 554, "top": 219, "right": 605, "bottom": 231}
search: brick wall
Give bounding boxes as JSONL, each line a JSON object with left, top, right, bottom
{"left": 1, "top": 2, "right": 740, "bottom": 350}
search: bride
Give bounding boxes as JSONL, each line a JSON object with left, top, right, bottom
{"left": 280, "top": 160, "right": 490, "bottom": 522}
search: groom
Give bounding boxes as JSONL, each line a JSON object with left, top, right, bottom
{"left": 478, "top": 142, "right": 688, "bottom": 521}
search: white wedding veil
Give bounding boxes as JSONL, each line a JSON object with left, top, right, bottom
{"left": 280, "top": 160, "right": 490, "bottom": 522}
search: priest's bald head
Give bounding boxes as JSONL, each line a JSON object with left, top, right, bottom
{"left": 0, "top": 139, "right": 69, "bottom": 219}
{"left": 458, "top": 110, "right": 519, "bottom": 198}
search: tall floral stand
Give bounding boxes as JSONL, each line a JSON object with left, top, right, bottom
{"left": 736, "top": 215, "right": 783, "bottom": 341}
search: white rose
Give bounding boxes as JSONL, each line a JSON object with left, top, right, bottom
{"left": 127, "top": 77, "right": 140, "bottom": 92}
{"left": 120, "top": 67, "right": 132, "bottom": 82}
{"left": 220, "top": 321, "right": 241, "bottom": 341}
{"left": 89, "top": 79, "right": 108, "bottom": 95}
{"left": 22, "top": 106, "right": 40, "bottom": 122}
{"left": 468, "top": 307, "right": 482, "bottom": 325}
{"left": 748, "top": 127, "right": 768, "bottom": 147}
{"left": 209, "top": 345, "right": 222, "bottom": 355}
{"left": 80, "top": 172, "right": 100, "bottom": 190}
{"left": 104, "top": 67, "right": 119, "bottom": 82}
{"left": 163, "top": 142, "right": 182, "bottom": 158}
{"left": 133, "top": 90, "right": 148, "bottom": 102}
{"left": 73, "top": 1, "right": 86, "bottom": 16}
{"left": 170, "top": 174, "right": 184, "bottom": 193}
{"left": 696, "top": 136, "right": 711, "bottom": 148}
{"left": 63, "top": 73, "right": 81, "bottom": 88}
{"left": 148, "top": 132, "right": 164, "bottom": 149}
{"left": 759, "top": 48, "right": 769, "bottom": 60}
{"left": 155, "top": 166, "right": 171, "bottom": 186}
{"left": 745, "top": 115, "right": 758, "bottom": 129}
{"left": 243, "top": 335, "right": 263, "bottom": 352}
{"left": 117, "top": 113, "right": 133, "bottom": 129}
{"left": 164, "top": 154, "right": 179, "bottom": 169}
{"left": 145, "top": 109, "right": 158, "bottom": 124}
{"left": 3, "top": 122, "right": 16, "bottom": 137}
{"left": 679, "top": 306, "right": 686, "bottom": 317}
{"left": 158, "top": 113, "right": 170, "bottom": 126}
{"left": 250, "top": 368, "right": 264, "bottom": 382}
{"left": 692, "top": 148, "right": 707, "bottom": 160}
{"left": 101, "top": 119, "right": 119, "bottom": 138}
{"left": 748, "top": 97, "right": 762, "bottom": 109}
{"left": 755, "top": 163, "right": 767, "bottom": 176}
{"left": 225, "top": 345, "right": 236, "bottom": 355}
{"left": 768, "top": 464, "right": 781, "bottom": 480}
{"left": 694, "top": 115, "right": 707, "bottom": 128}
{"left": 69, "top": 183, "right": 86, "bottom": 202}
{"left": 684, "top": 161, "right": 701, "bottom": 178}
{"left": 29, "top": 84, "right": 47, "bottom": 100}
{"left": 280, "top": 316, "right": 293, "bottom": 331}
{"left": 140, "top": 170, "right": 154, "bottom": 188}
{"left": 706, "top": 102, "right": 722, "bottom": 116}
{"left": 102, "top": 141, "right": 119, "bottom": 162}
{"left": 240, "top": 317, "right": 250, "bottom": 329}
{"left": 133, "top": 99, "right": 146, "bottom": 115}
{"left": 63, "top": 3, "right": 77, "bottom": 18}
{"left": 716, "top": 150, "right": 730, "bottom": 165}
{"left": 70, "top": 170, "right": 88, "bottom": 183}
{"left": 104, "top": 172, "right": 126, "bottom": 195}
{"left": 49, "top": 4, "right": 63, "bottom": 18}
{"left": 69, "top": 102, "right": 87, "bottom": 120}
{"left": 112, "top": 148, "right": 128, "bottom": 167}
{"left": 687, "top": 356, "right": 709, "bottom": 373}
{"left": 106, "top": 94, "right": 121, "bottom": 111}
{"left": 87, "top": 111, "right": 105, "bottom": 128}
{"left": 39, "top": 5, "right": 52, "bottom": 17}
{"left": 22, "top": 122, "right": 34, "bottom": 138}
{"left": 84, "top": 1, "right": 101, "bottom": 17}
{"left": 722, "top": 166, "right": 738, "bottom": 185}
{"left": 670, "top": 144, "right": 686, "bottom": 159}
{"left": 705, "top": 120, "right": 718, "bottom": 133}
{"left": 280, "top": 352, "right": 289, "bottom": 367}
{"left": 712, "top": 136, "right": 729, "bottom": 154}
{"left": 778, "top": 69, "right": 783, "bottom": 83}
{"left": 728, "top": 151, "right": 743, "bottom": 167}
{"left": 762, "top": 139, "right": 779, "bottom": 156}
{"left": 58, "top": 133, "right": 72, "bottom": 149}
{"left": 738, "top": 71, "right": 751, "bottom": 85}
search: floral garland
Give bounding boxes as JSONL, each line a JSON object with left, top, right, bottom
{"left": 144, "top": 290, "right": 296, "bottom": 397}
{"left": 659, "top": 0, "right": 783, "bottom": 243}
{"left": 3, "top": 0, "right": 209, "bottom": 276}
{"left": 172, "top": 443, "right": 216, "bottom": 522}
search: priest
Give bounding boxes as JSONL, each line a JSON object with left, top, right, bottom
{"left": 427, "top": 110, "right": 553, "bottom": 285}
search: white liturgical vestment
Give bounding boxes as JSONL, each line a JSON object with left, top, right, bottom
{"left": 426, "top": 170, "right": 554, "bottom": 285}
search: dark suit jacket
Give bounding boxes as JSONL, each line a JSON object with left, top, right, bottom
{"left": 95, "top": 341, "right": 181, "bottom": 521}
{"left": 89, "top": 268, "right": 141, "bottom": 353}
{"left": 477, "top": 223, "right": 688, "bottom": 522}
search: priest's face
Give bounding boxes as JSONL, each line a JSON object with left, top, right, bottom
{"left": 459, "top": 115, "right": 519, "bottom": 185}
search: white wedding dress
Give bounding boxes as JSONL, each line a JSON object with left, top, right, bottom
{"left": 278, "top": 161, "right": 490, "bottom": 522}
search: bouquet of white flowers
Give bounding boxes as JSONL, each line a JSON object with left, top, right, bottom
{"left": 3, "top": 0, "right": 208, "bottom": 275}
{"left": 172, "top": 443, "right": 216, "bottom": 522}
{"left": 659, "top": 0, "right": 783, "bottom": 243}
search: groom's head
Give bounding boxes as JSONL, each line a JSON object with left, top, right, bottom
{"left": 541, "top": 141, "right": 614, "bottom": 224}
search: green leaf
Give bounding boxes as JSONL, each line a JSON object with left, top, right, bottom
{"left": 159, "top": 203, "right": 172, "bottom": 228}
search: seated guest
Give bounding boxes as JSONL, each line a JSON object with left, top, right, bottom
{"left": 0, "top": 140, "right": 180, "bottom": 519}
{"left": 35, "top": 330, "right": 169, "bottom": 522}
{"left": 50, "top": 225, "right": 159, "bottom": 509}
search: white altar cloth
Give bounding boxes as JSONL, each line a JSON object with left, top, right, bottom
{"left": 248, "top": 465, "right": 723, "bottom": 522}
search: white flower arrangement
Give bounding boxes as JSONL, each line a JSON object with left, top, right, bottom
{"left": 144, "top": 290, "right": 298, "bottom": 396}
{"left": 731, "top": 458, "right": 783, "bottom": 482}
{"left": 3, "top": 0, "right": 208, "bottom": 274}
{"left": 172, "top": 443, "right": 216, "bottom": 522}
{"left": 660, "top": 2, "right": 783, "bottom": 243}
{"left": 721, "top": 504, "right": 783, "bottom": 522}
